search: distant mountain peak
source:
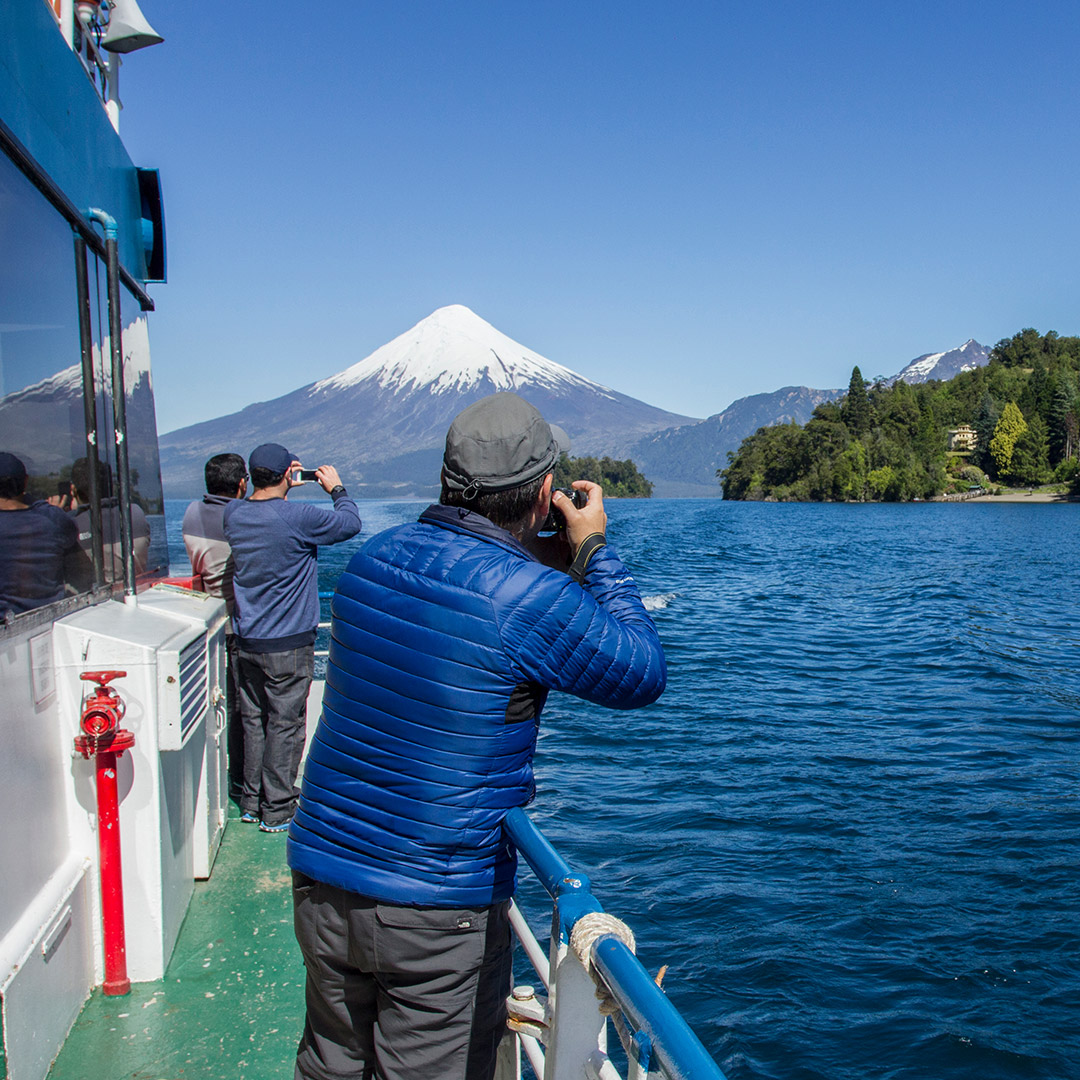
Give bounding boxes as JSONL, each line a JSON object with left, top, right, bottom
{"left": 311, "top": 304, "right": 609, "bottom": 399}
{"left": 884, "top": 338, "right": 989, "bottom": 386}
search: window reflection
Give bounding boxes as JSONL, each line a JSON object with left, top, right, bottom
{"left": 120, "top": 292, "right": 168, "bottom": 580}
{"left": 0, "top": 151, "right": 166, "bottom": 621}
{"left": 0, "top": 153, "right": 90, "bottom": 616}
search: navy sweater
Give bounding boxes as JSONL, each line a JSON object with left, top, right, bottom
{"left": 223, "top": 492, "right": 361, "bottom": 651}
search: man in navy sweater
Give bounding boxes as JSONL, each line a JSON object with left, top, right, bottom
{"left": 224, "top": 443, "right": 361, "bottom": 832}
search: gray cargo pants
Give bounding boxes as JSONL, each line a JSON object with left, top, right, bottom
{"left": 292, "top": 873, "right": 513, "bottom": 1080}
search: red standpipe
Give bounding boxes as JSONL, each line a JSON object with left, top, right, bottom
{"left": 75, "top": 670, "right": 135, "bottom": 996}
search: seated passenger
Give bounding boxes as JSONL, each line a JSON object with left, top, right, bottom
{"left": 0, "top": 452, "right": 89, "bottom": 617}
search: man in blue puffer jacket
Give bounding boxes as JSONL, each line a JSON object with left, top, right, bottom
{"left": 288, "top": 392, "right": 666, "bottom": 1080}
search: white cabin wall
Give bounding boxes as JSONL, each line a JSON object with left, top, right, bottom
{"left": 0, "top": 625, "right": 86, "bottom": 944}
{"left": 0, "top": 623, "right": 96, "bottom": 1080}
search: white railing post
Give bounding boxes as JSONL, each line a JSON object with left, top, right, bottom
{"left": 543, "top": 904, "right": 607, "bottom": 1080}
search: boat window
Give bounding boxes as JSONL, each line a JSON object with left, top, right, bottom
{"left": 0, "top": 152, "right": 97, "bottom": 618}
{"left": 0, "top": 151, "right": 167, "bottom": 623}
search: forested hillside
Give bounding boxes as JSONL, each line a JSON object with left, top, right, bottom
{"left": 720, "top": 328, "right": 1080, "bottom": 501}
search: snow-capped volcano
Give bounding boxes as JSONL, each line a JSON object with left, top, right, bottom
{"left": 159, "top": 305, "right": 697, "bottom": 498}
{"left": 314, "top": 305, "right": 610, "bottom": 400}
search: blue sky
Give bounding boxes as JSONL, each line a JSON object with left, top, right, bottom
{"left": 120, "top": 2, "right": 1080, "bottom": 434}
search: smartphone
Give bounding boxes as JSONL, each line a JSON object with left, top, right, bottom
{"left": 292, "top": 468, "right": 319, "bottom": 483}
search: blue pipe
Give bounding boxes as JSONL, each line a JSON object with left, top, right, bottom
{"left": 503, "top": 807, "right": 573, "bottom": 895}
{"left": 593, "top": 936, "right": 728, "bottom": 1080}
{"left": 86, "top": 207, "right": 118, "bottom": 240}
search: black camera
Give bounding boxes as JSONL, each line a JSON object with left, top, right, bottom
{"left": 541, "top": 487, "right": 588, "bottom": 532}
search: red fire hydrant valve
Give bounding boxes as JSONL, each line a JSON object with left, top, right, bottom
{"left": 75, "top": 670, "right": 134, "bottom": 757}
{"left": 74, "top": 669, "right": 134, "bottom": 996}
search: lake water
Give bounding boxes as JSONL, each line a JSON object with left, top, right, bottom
{"left": 165, "top": 498, "right": 1079, "bottom": 1080}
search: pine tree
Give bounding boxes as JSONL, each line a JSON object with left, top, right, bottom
{"left": 841, "top": 366, "right": 872, "bottom": 436}
{"left": 1048, "top": 379, "right": 1077, "bottom": 464}
{"left": 1009, "top": 414, "right": 1051, "bottom": 485}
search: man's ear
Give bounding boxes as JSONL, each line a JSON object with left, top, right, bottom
{"left": 540, "top": 473, "right": 553, "bottom": 506}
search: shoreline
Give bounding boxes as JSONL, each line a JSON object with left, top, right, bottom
{"left": 961, "top": 490, "right": 1076, "bottom": 503}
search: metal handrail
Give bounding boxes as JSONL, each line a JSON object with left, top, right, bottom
{"left": 504, "top": 807, "right": 728, "bottom": 1080}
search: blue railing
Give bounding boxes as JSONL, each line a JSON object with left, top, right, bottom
{"left": 504, "top": 807, "right": 728, "bottom": 1080}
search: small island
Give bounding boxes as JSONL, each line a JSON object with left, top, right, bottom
{"left": 720, "top": 327, "right": 1080, "bottom": 502}
{"left": 555, "top": 454, "right": 653, "bottom": 497}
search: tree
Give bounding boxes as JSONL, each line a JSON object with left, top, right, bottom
{"left": 991, "top": 328, "right": 1043, "bottom": 368}
{"left": 841, "top": 366, "right": 872, "bottom": 436}
{"left": 867, "top": 465, "right": 901, "bottom": 501}
{"left": 1048, "top": 379, "right": 1078, "bottom": 464}
{"left": 972, "top": 392, "right": 999, "bottom": 474}
{"left": 989, "top": 402, "right": 1028, "bottom": 478}
{"left": 1008, "top": 414, "right": 1051, "bottom": 485}
{"left": 720, "top": 326, "right": 1080, "bottom": 501}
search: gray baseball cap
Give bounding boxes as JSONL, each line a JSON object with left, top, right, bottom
{"left": 442, "top": 393, "right": 570, "bottom": 495}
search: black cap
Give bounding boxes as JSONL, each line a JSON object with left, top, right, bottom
{"left": 442, "top": 393, "right": 570, "bottom": 496}
{"left": 0, "top": 453, "right": 27, "bottom": 484}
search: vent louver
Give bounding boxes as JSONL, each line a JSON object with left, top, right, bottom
{"left": 178, "top": 633, "right": 207, "bottom": 743}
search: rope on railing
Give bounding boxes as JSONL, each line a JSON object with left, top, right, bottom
{"left": 570, "top": 912, "right": 636, "bottom": 1016}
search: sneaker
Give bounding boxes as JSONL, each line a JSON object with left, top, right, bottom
{"left": 259, "top": 819, "right": 291, "bottom": 833}
{"left": 239, "top": 811, "right": 259, "bottom": 824}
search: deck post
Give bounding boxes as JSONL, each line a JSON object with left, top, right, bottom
{"left": 543, "top": 886, "right": 607, "bottom": 1080}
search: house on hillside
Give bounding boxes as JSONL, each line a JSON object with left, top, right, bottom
{"left": 948, "top": 425, "right": 977, "bottom": 452}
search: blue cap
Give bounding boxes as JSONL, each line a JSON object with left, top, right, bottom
{"left": 248, "top": 443, "right": 294, "bottom": 476}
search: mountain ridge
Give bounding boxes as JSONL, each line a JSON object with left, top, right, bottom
{"left": 157, "top": 309, "right": 991, "bottom": 499}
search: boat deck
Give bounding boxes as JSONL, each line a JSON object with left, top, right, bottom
{"left": 47, "top": 807, "right": 305, "bottom": 1080}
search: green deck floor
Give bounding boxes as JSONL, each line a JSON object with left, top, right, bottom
{"left": 48, "top": 810, "right": 305, "bottom": 1080}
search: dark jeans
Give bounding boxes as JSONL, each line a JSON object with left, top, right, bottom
{"left": 236, "top": 645, "right": 315, "bottom": 826}
{"left": 292, "top": 874, "right": 512, "bottom": 1080}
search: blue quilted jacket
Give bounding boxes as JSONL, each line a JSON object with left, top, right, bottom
{"left": 287, "top": 504, "right": 666, "bottom": 907}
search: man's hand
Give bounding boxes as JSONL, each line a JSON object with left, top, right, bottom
{"left": 553, "top": 481, "right": 606, "bottom": 556}
{"left": 286, "top": 459, "right": 303, "bottom": 489}
{"left": 315, "top": 465, "right": 343, "bottom": 493}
